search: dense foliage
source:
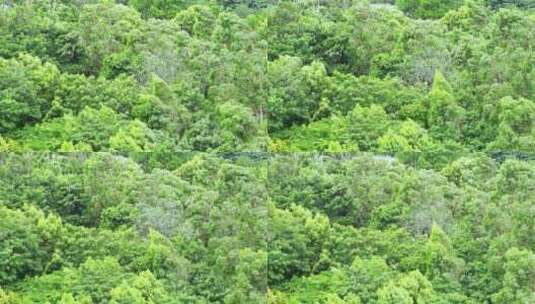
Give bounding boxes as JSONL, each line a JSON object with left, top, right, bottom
{"left": 0, "top": 153, "right": 269, "bottom": 303}
{"left": 1, "top": 0, "right": 535, "bottom": 303}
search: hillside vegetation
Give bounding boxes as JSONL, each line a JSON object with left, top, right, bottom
{"left": 1, "top": 0, "right": 535, "bottom": 303}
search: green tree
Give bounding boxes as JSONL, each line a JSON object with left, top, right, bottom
{"left": 396, "top": 0, "right": 464, "bottom": 19}
{"left": 427, "top": 70, "right": 465, "bottom": 141}
{"left": 487, "top": 97, "right": 535, "bottom": 152}
{"left": 110, "top": 271, "right": 170, "bottom": 304}
{"left": 129, "top": 0, "right": 192, "bottom": 19}
{"left": 0, "top": 205, "right": 63, "bottom": 286}
{"left": 347, "top": 104, "right": 392, "bottom": 151}
{"left": 487, "top": 0, "right": 535, "bottom": 9}
{"left": 75, "top": 2, "right": 143, "bottom": 75}
{"left": 349, "top": 256, "right": 396, "bottom": 304}
{"left": 378, "top": 271, "right": 436, "bottom": 304}
{"left": 492, "top": 248, "right": 535, "bottom": 304}
{"left": 0, "top": 54, "right": 59, "bottom": 132}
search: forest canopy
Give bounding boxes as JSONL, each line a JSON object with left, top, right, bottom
{"left": 1, "top": 0, "right": 535, "bottom": 303}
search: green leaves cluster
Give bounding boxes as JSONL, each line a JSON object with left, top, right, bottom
{"left": 1, "top": 0, "right": 535, "bottom": 303}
